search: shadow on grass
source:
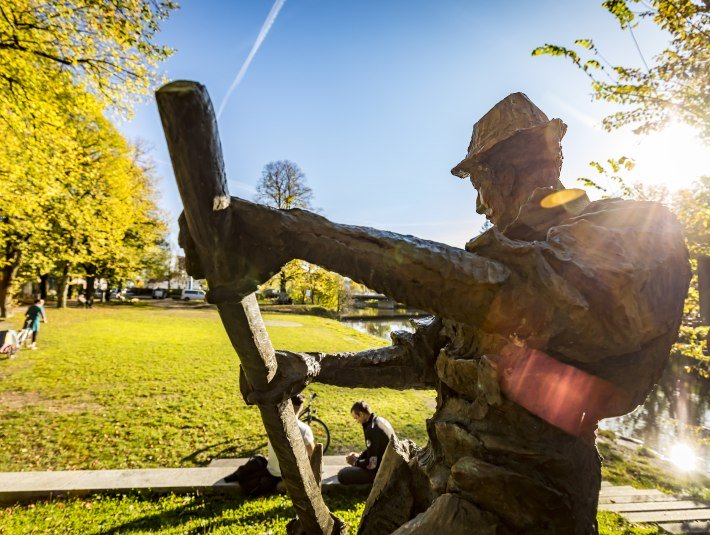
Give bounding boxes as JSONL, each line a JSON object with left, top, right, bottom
{"left": 93, "top": 494, "right": 294, "bottom": 535}
{"left": 91, "top": 490, "right": 367, "bottom": 535}
{"left": 181, "top": 441, "right": 268, "bottom": 466}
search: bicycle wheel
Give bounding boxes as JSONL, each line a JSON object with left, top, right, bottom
{"left": 303, "top": 416, "right": 330, "bottom": 454}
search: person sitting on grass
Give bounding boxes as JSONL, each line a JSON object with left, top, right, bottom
{"left": 338, "top": 400, "right": 396, "bottom": 485}
{"left": 224, "top": 393, "right": 314, "bottom": 496}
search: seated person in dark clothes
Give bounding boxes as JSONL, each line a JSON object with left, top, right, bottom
{"left": 338, "top": 400, "right": 396, "bottom": 485}
{"left": 224, "top": 394, "right": 314, "bottom": 496}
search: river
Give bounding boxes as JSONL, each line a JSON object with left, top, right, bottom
{"left": 340, "top": 314, "right": 710, "bottom": 475}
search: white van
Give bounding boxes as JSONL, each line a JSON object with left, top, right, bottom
{"left": 181, "top": 289, "right": 206, "bottom": 301}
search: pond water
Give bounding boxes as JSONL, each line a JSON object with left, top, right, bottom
{"left": 600, "top": 356, "right": 709, "bottom": 475}
{"left": 339, "top": 308, "right": 420, "bottom": 339}
{"left": 341, "top": 316, "right": 710, "bottom": 475}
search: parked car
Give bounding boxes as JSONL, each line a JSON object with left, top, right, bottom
{"left": 152, "top": 288, "right": 168, "bottom": 299}
{"left": 181, "top": 289, "right": 206, "bottom": 301}
{"left": 124, "top": 288, "right": 153, "bottom": 300}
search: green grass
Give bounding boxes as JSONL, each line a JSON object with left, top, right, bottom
{"left": 596, "top": 511, "right": 661, "bottom": 534}
{"left": 0, "top": 490, "right": 369, "bottom": 534}
{"left": 0, "top": 306, "right": 433, "bottom": 472}
{"left": 0, "top": 306, "right": 685, "bottom": 534}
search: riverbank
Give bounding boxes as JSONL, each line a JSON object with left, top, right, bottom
{"left": 598, "top": 430, "right": 709, "bottom": 501}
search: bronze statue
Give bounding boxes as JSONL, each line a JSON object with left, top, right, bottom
{"left": 157, "top": 84, "right": 691, "bottom": 535}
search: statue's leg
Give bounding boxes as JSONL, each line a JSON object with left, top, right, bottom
{"left": 356, "top": 437, "right": 418, "bottom": 535}
{"left": 390, "top": 494, "right": 501, "bottom": 535}
{"left": 433, "top": 394, "right": 602, "bottom": 534}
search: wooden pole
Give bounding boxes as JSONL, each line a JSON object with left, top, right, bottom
{"left": 155, "top": 80, "right": 337, "bottom": 535}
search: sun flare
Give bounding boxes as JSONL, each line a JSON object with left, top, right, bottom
{"left": 624, "top": 123, "right": 708, "bottom": 192}
{"left": 668, "top": 443, "right": 698, "bottom": 472}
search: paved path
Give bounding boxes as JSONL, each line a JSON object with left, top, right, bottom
{"left": 2, "top": 462, "right": 708, "bottom": 533}
{"left": 599, "top": 482, "right": 710, "bottom": 534}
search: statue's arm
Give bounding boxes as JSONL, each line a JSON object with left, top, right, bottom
{"left": 245, "top": 317, "right": 446, "bottom": 403}
{"left": 305, "top": 316, "right": 444, "bottom": 389}
{"left": 207, "top": 197, "right": 510, "bottom": 325}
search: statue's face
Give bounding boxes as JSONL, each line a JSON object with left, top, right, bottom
{"left": 473, "top": 177, "right": 494, "bottom": 220}
{"left": 465, "top": 152, "right": 546, "bottom": 230}
{"left": 466, "top": 161, "right": 506, "bottom": 227}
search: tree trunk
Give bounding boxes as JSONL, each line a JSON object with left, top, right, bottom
{"left": 85, "top": 264, "right": 97, "bottom": 308}
{"left": 699, "top": 257, "right": 710, "bottom": 357}
{"left": 278, "top": 269, "right": 289, "bottom": 304}
{"left": 39, "top": 274, "right": 49, "bottom": 301}
{"left": 0, "top": 262, "right": 20, "bottom": 319}
{"left": 55, "top": 264, "right": 70, "bottom": 309}
{"left": 699, "top": 256, "right": 709, "bottom": 325}
{"left": 85, "top": 277, "right": 94, "bottom": 307}
{"left": 0, "top": 246, "right": 22, "bottom": 319}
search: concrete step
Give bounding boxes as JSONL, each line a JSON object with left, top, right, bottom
{"left": 0, "top": 467, "right": 240, "bottom": 504}
{"left": 599, "top": 484, "right": 710, "bottom": 534}
{"left": 659, "top": 521, "right": 710, "bottom": 534}
{"left": 0, "top": 456, "right": 354, "bottom": 505}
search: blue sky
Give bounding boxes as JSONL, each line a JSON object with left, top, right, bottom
{"left": 119, "top": 0, "right": 706, "bottom": 248}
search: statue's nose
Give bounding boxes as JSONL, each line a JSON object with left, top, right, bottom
{"left": 475, "top": 193, "right": 486, "bottom": 215}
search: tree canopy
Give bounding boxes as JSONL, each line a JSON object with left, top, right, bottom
{"left": 0, "top": 0, "right": 176, "bottom": 114}
{"left": 256, "top": 160, "right": 314, "bottom": 210}
{"left": 534, "top": 1, "right": 709, "bottom": 365}
{"left": 253, "top": 160, "right": 352, "bottom": 310}
{"left": 0, "top": 74, "right": 168, "bottom": 312}
{"left": 0, "top": 1, "right": 175, "bottom": 315}
{"left": 533, "top": 0, "right": 709, "bottom": 142}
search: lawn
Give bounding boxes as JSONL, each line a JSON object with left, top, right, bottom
{"left": 0, "top": 490, "right": 370, "bottom": 534}
{"left": 0, "top": 304, "right": 680, "bottom": 534}
{"left": 0, "top": 305, "right": 433, "bottom": 472}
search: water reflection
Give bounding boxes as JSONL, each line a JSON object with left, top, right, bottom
{"left": 341, "top": 317, "right": 710, "bottom": 475}
{"left": 601, "top": 356, "right": 709, "bottom": 474}
{"left": 340, "top": 308, "right": 423, "bottom": 339}
{"left": 341, "top": 318, "right": 415, "bottom": 339}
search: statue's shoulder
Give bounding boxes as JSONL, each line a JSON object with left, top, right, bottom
{"left": 572, "top": 197, "right": 683, "bottom": 235}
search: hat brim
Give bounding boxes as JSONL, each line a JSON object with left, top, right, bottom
{"left": 451, "top": 119, "right": 566, "bottom": 178}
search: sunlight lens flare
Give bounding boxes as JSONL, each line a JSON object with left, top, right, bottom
{"left": 621, "top": 122, "right": 708, "bottom": 191}
{"left": 668, "top": 443, "right": 697, "bottom": 472}
{"left": 540, "top": 188, "right": 587, "bottom": 209}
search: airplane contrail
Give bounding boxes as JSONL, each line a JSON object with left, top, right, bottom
{"left": 217, "top": 0, "right": 287, "bottom": 118}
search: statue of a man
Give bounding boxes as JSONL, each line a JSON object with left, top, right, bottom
{"left": 183, "top": 93, "right": 690, "bottom": 534}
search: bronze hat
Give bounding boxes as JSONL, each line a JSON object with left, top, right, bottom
{"left": 451, "top": 92, "right": 566, "bottom": 178}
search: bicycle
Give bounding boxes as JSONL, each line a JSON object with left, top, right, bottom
{"left": 299, "top": 392, "right": 331, "bottom": 453}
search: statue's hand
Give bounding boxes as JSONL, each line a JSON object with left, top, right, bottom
{"left": 389, "top": 316, "right": 446, "bottom": 385}
{"left": 244, "top": 351, "right": 321, "bottom": 405}
{"left": 178, "top": 207, "right": 287, "bottom": 300}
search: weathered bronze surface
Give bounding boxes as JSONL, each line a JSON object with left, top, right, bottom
{"left": 156, "top": 81, "right": 341, "bottom": 535}
{"left": 159, "top": 85, "right": 691, "bottom": 534}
